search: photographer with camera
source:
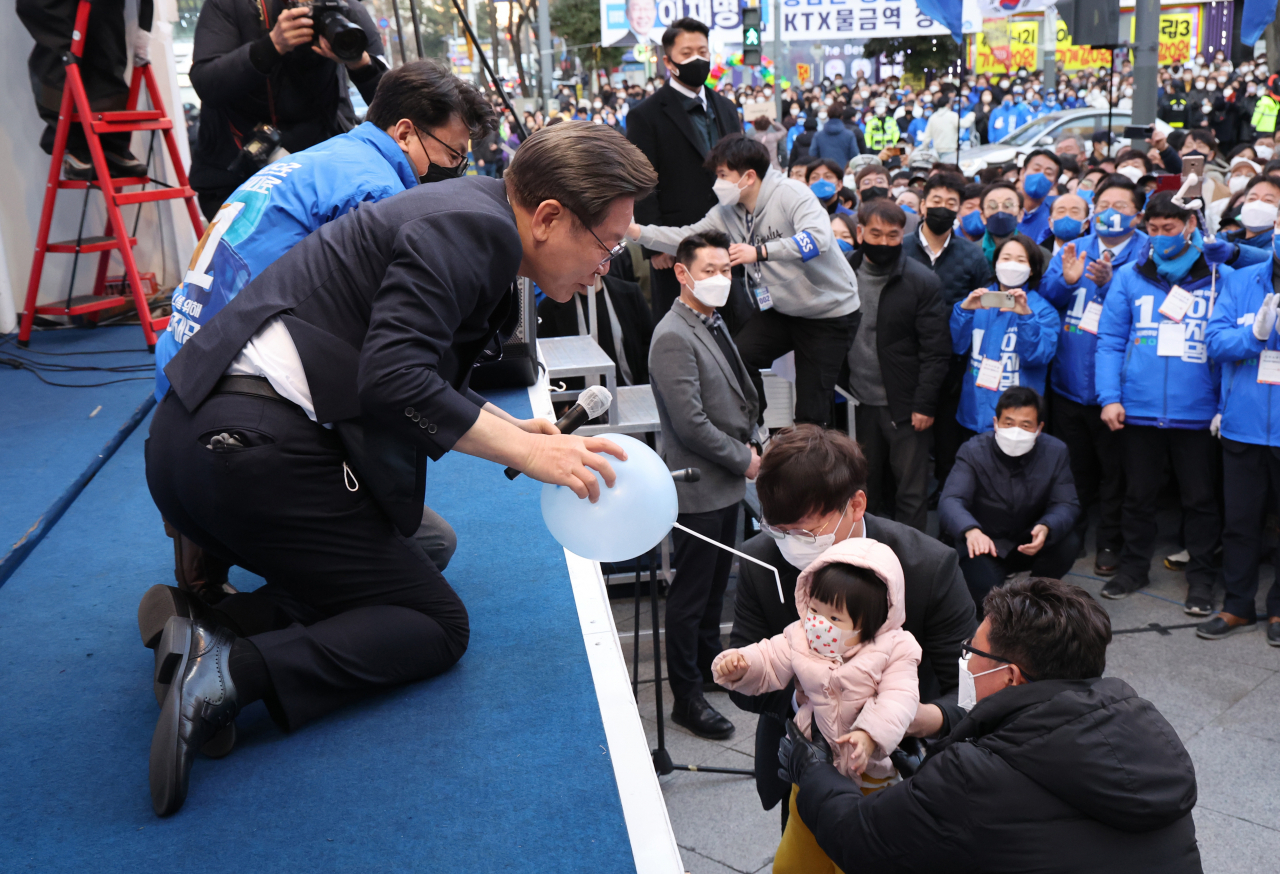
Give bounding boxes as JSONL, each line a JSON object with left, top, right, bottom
{"left": 152, "top": 60, "right": 495, "bottom": 605}
{"left": 189, "top": 0, "right": 388, "bottom": 218}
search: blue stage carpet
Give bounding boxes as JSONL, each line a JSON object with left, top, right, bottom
{"left": 0, "top": 327, "right": 155, "bottom": 577}
{"left": 0, "top": 387, "right": 634, "bottom": 871}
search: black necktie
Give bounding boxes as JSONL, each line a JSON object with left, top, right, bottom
{"left": 682, "top": 94, "right": 718, "bottom": 152}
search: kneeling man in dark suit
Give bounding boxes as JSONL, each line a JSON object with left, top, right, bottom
{"left": 649, "top": 231, "right": 760, "bottom": 738}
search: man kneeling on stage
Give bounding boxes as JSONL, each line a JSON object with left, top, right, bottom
{"left": 143, "top": 122, "right": 657, "bottom": 816}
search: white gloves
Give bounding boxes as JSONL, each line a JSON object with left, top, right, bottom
{"left": 1210, "top": 413, "right": 1222, "bottom": 438}
{"left": 1254, "top": 293, "right": 1279, "bottom": 341}
{"left": 133, "top": 28, "right": 151, "bottom": 64}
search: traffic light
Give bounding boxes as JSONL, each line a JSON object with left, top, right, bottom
{"left": 742, "top": 4, "right": 761, "bottom": 67}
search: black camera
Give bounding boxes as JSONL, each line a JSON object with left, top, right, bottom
{"left": 227, "top": 122, "right": 282, "bottom": 176}
{"left": 307, "top": 0, "right": 366, "bottom": 63}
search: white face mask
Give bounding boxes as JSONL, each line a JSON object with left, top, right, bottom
{"left": 1116, "top": 164, "right": 1144, "bottom": 183}
{"left": 1240, "top": 200, "right": 1279, "bottom": 231}
{"left": 1258, "top": 145, "right": 1275, "bottom": 161}
{"left": 994, "top": 425, "right": 1039, "bottom": 457}
{"left": 774, "top": 503, "right": 848, "bottom": 570}
{"left": 843, "top": 174, "right": 857, "bottom": 189}
{"left": 1230, "top": 175, "right": 1251, "bottom": 194}
{"left": 957, "top": 652, "right": 1011, "bottom": 711}
{"left": 994, "top": 261, "right": 1031, "bottom": 289}
{"left": 712, "top": 175, "right": 747, "bottom": 207}
{"left": 688, "top": 273, "right": 731, "bottom": 308}
{"left": 805, "top": 610, "right": 858, "bottom": 659}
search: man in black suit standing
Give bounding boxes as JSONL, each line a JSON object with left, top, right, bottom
{"left": 626, "top": 17, "right": 743, "bottom": 319}
{"left": 141, "top": 122, "right": 657, "bottom": 816}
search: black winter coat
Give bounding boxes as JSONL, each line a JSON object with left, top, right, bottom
{"left": 189, "top": 0, "right": 385, "bottom": 200}
{"left": 939, "top": 430, "right": 1080, "bottom": 556}
{"left": 902, "top": 230, "right": 991, "bottom": 308}
{"left": 796, "top": 677, "right": 1203, "bottom": 874}
{"left": 845, "top": 249, "right": 951, "bottom": 423}
{"left": 729, "top": 518, "right": 976, "bottom": 812}
{"left": 535, "top": 276, "right": 653, "bottom": 386}
{"left": 626, "top": 83, "right": 742, "bottom": 231}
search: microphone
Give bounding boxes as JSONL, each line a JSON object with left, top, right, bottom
{"left": 505, "top": 385, "right": 613, "bottom": 480}
{"left": 670, "top": 468, "right": 701, "bottom": 483}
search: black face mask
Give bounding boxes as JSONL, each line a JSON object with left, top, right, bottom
{"left": 925, "top": 206, "right": 958, "bottom": 235}
{"left": 671, "top": 56, "right": 711, "bottom": 90}
{"left": 861, "top": 242, "right": 901, "bottom": 267}
{"left": 862, "top": 186, "right": 890, "bottom": 203}
{"left": 419, "top": 161, "right": 466, "bottom": 185}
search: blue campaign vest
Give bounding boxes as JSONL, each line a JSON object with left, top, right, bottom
{"left": 154, "top": 122, "right": 417, "bottom": 399}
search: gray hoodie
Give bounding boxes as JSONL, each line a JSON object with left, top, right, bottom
{"left": 635, "top": 167, "right": 861, "bottom": 320}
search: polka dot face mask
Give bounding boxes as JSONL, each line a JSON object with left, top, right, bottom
{"left": 805, "top": 611, "right": 859, "bottom": 659}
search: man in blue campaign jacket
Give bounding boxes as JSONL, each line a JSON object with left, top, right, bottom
{"left": 1015, "top": 149, "right": 1061, "bottom": 244}
{"left": 155, "top": 61, "right": 496, "bottom": 401}
{"left": 1095, "top": 191, "right": 1228, "bottom": 613}
{"left": 1197, "top": 250, "right": 1280, "bottom": 647}
{"left": 951, "top": 233, "right": 1060, "bottom": 436}
{"left": 151, "top": 61, "right": 496, "bottom": 597}
{"left": 1040, "top": 177, "right": 1148, "bottom": 576}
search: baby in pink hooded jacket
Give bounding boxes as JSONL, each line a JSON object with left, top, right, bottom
{"left": 711, "top": 538, "right": 922, "bottom": 786}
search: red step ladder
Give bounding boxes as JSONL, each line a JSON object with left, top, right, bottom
{"left": 18, "top": 0, "right": 204, "bottom": 351}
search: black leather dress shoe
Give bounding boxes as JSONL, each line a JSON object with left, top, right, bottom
{"left": 150, "top": 616, "right": 240, "bottom": 816}
{"left": 671, "top": 695, "right": 734, "bottom": 740}
{"left": 1094, "top": 548, "right": 1120, "bottom": 577}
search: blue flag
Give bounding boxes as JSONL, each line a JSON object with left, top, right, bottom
{"left": 918, "top": 0, "right": 964, "bottom": 43}
{"left": 1242, "top": 0, "right": 1278, "bottom": 46}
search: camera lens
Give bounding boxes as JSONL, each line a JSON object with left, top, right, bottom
{"left": 320, "top": 11, "right": 366, "bottom": 62}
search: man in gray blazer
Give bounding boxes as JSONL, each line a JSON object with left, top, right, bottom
{"left": 649, "top": 230, "right": 761, "bottom": 739}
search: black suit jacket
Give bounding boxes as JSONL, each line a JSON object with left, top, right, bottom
{"left": 165, "top": 176, "right": 520, "bottom": 535}
{"left": 626, "top": 83, "right": 743, "bottom": 230}
{"left": 728, "top": 517, "right": 977, "bottom": 811}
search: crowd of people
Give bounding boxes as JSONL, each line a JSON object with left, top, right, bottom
{"left": 35, "top": 0, "right": 1263, "bottom": 864}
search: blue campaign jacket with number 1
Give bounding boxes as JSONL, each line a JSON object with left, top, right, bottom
{"left": 153, "top": 122, "right": 419, "bottom": 400}
{"left": 1095, "top": 254, "right": 1230, "bottom": 429}
{"left": 950, "top": 288, "right": 1060, "bottom": 433}
{"left": 1040, "top": 231, "right": 1149, "bottom": 405}
{"left": 1208, "top": 260, "right": 1280, "bottom": 446}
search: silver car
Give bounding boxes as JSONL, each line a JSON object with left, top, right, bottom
{"left": 959, "top": 107, "right": 1133, "bottom": 177}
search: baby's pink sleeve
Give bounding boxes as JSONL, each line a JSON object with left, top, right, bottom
{"left": 851, "top": 633, "right": 923, "bottom": 758}
{"left": 712, "top": 626, "right": 798, "bottom": 696}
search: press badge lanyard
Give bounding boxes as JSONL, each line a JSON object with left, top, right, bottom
{"left": 744, "top": 210, "right": 772, "bottom": 311}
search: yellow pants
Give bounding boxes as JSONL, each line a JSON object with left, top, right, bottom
{"left": 772, "top": 776, "right": 897, "bottom": 874}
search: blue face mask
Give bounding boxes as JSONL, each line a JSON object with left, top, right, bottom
{"left": 1052, "top": 215, "right": 1085, "bottom": 242}
{"left": 1031, "top": 100, "right": 1042, "bottom": 108}
{"left": 1094, "top": 208, "right": 1136, "bottom": 239}
{"left": 811, "top": 179, "right": 837, "bottom": 201}
{"left": 961, "top": 210, "right": 987, "bottom": 237}
{"left": 986, "top": 210, "right": 1018, "bottom": 237}
{"left": 1150, "top": 231, "right": 1191, "bottom": 260}
{"left": 836, "top": 238, "right": 855, "bottom": 253}
{"left": 1078, "top": 189, "right": 1094, "bottom": 204}
{"left": 1023, "top": 172, "right": 1053, "bottom": 200}
{"left": 902, "top": 204, "right": 917, "bottom": 214}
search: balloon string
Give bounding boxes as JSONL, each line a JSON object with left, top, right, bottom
{"left": 672, "top": 522, "right": 785, "bottom": 604}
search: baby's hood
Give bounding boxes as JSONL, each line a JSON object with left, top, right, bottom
{"left": 794, "top": 538, "right": 907, "bottom": 656}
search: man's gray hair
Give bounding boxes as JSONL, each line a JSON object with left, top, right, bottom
{"left": 1055, "top": 133, "right": 1087, "bottom": 155}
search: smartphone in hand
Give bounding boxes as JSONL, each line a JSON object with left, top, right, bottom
{"left": 980, "top": 291, "right": 1016, "bottom": 309}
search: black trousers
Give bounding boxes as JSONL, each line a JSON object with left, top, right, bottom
{"left": 734, "top": 309, "right": 861, "bottom": 428}
{"left": 856, "top": 404, "right": 931, "bottom": 531}
{"left": 1118, "top": 425, "right": 1221, "bottom": 588}
{"left": 1050, "top": 392, "right": 1125, "bottom": 552}
{"left": 1221, "top": 437, "right": 1280, "bottom": 622}
{"left": 932, "top": 356, "right": 968, "bottom": 491}
{"left": 145, "top": 391, "right": 470, "bottom": 731}
{"left": 667, "top": 504, "right": 739, "bottom": 700}
{"left": 958, "top": 529, "right": 1082, "bottom": 613}
{"left": 16, "top": 0, "right": 131, "bottom": 156}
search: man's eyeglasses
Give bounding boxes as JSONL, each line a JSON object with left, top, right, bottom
{"left": 960, "top": 638, "right": 1037, "bottom": 681}
{"left": 572, "top": 209, "right": 628, "bottom": 270}
{"left": 415, "top": 127, "right": 469, "bottom": 176}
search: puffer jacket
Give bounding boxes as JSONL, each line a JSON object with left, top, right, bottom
{"left": 1208, "top": 259, "right": 1280, "bottom": 446}
{"left": 713, "top": 538, "right": 921, "bottom": 785}
{"left": 809, "top": 118, "right": 859, "bottom": 168}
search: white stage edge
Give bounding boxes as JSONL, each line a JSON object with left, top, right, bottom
{"left": 526, "top": 363, "right": 684, "bottom": 874}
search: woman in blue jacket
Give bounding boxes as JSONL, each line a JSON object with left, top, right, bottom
{"left": 951, "top": 234, "right": 1061, "bottom": 439}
